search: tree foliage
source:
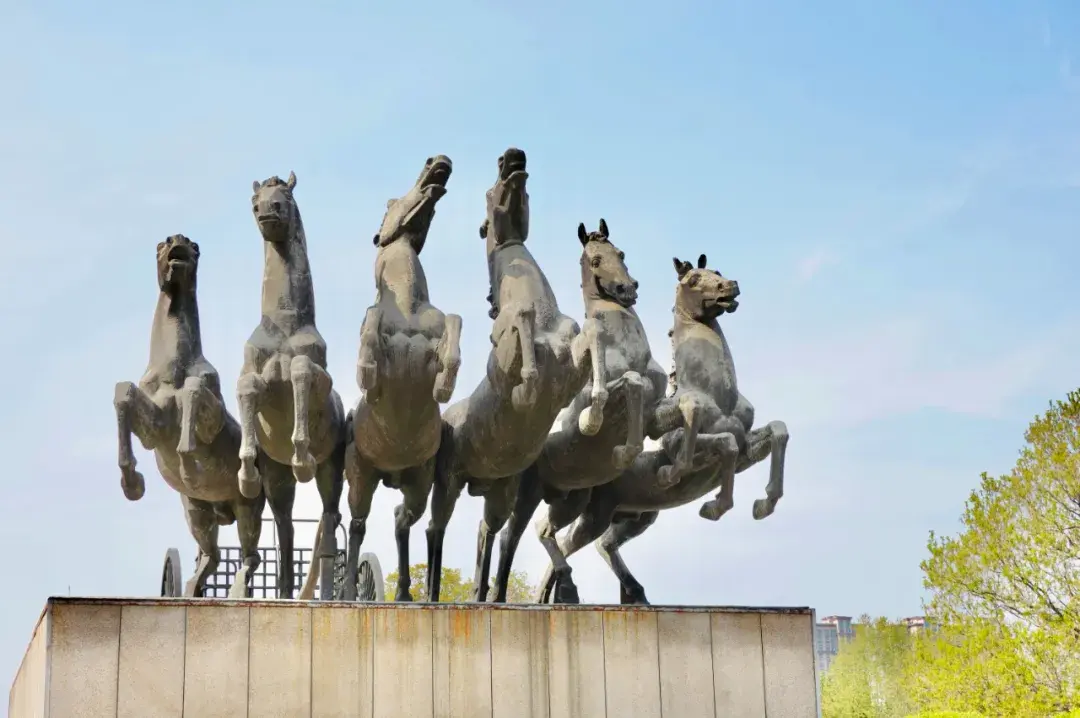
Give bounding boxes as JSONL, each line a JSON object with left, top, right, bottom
{"left": 820, "top": 615, "right": 914, "bottom": 718}
{"left": 383, "top": 563, "right": 536, "bottom": 603}
{"left": 916, "top": 390, "right": 1080, "bottom": 714}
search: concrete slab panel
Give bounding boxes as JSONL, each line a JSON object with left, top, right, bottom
{"left": 433, "top": 608, "right": 492, "bottom": 718}
{"left": 8, "top": 614, "right": 47, "bottom": 718}
{"left": 117, "top": 604, "right": 186, "bottom": 718}
{"left": 712, "top": 612, "right": 766, "bottom": 718}
{"left": 547, "top": 609, "right": 606, "bottom": 718}
{"left": 490, "top": 609, "right": 549, "bottom": 718}
{"left": 311, "top": 605, "right": 374, "bottom": 718}
{"left": 249, "top": 604, "right": 312, "bottom": 718}
{"left": 372, "top": 606, "right": 434, "bottom": 718}
{"left": 48, "top": 602, "right": 121, "bottom": 718}
{"left": 762, "top": 613, "right": 817, "bottom": 718}
{"left": 183, "top": 604, "right": 249, "bottom": 717}
{"left": 603, "top": 609, "right": 661, "bottom": 718}
{"left": 658, "top": 611, "right": 715, "bottom": 718}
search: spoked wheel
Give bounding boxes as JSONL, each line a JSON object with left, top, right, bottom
{"left": 161, "top": 548, "right": 183, "bottom": 598}
{"left": 355, "top": 552, "right": 384, "bottom": 602}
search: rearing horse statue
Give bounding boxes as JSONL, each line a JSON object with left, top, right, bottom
{"left": 490, "top": 219, "right": 669, "bottom": 602}
{"left": 536, "top": 254, "right": 790, "bottom": 604}
{"left": 235, "top": 172, "right": 345, "bottom": 600}
{"left": 425, "top": 147, "right": 601, "bottom": 602}
{"left": 301, "top": 155, "right": 463, "bottom": 602}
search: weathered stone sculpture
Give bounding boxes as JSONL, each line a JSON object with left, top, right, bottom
{"left": 490, "top": 219, "right": 669, "bottom": 602}
{"left": 303, "top": 155, "right": 463, "bottom": 602}
{"left": 235, "top": 172, "right": 345, "bottom": 600}
{"left": 113, "top": 235, "right": 264, "bottom": 598}
{"left": 535, "top": 254, "right": 790, "bottom": 604}
{"left": 425, "top": 148, "right": 597, "bottom": 602}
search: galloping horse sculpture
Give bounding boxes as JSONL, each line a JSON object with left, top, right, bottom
{"left": 490, "top": 219, "right": 669, "bottom": 602}
{"left": 301, "top": 155, "right": 462, "bottom": 601}
{"left": 536, "top": 254, "right": 790, "bottom": 604}
{"left": 114, "top": 235, "right": 264, "bottom": 598}
{"left": 235, "top": 172, "right": 345, "bottom": 600}
{"left": 426, "top": 148, "right": 601, "bottom": 602}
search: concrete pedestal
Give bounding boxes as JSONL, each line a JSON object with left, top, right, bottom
{"left": 10, "top": 597, "right": 819, "bottom": 717}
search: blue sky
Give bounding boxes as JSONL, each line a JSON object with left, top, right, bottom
{"left": 3, "top": 0, "right": 1080, "bottom": 684}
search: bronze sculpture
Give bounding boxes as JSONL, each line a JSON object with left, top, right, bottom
{"left": 113, "top": 235, "right": 264, "bottom": 598}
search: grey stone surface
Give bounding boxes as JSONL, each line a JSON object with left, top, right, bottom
{"left": 112, "top": 234, "right": 265, "bottom": 598}
{"left": 537, "top": 254, "right": 790, "bottom": 604}
{"left": 338, "top": 155, "right": 463, "bottom": 603}
{"left": 425, "top": 148, "right": 594, "bottom": 602}
{"left": 236, "top": 172, "right": 346, "bottom": 600}
{"left": 491, "top": 219, "right": 669, "bottom": 603}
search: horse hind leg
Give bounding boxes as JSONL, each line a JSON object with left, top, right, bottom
{"left": 535, "top": 488, "right": 597, "bottom": 604}
{"left": 536, "top": 493, "right": 616, "bottom": 603}
{"left": 433, "top": 313, "right": 463, "bottom": 403}
{"left": 392, "top": 457, "right": 435, "bottom": 602}
{"left": 262, "top": 457, "right": 298, "bottom": 598}
{"left": 113, "top": 382, "right": 164, "bottom": 501}
{"left": 181, "top": 496, "right": 221, "bottom": 597}
{"left": 595, "top": 511, "right": 659, "bottom": 604}
{"left": 229, "top": 491, "right": 265, "bottom": 599}
{"left": 743, "top": 420, "right": 789, "bottom": 520}
{"left": 313, "top": 437, "right": 345, "bottom": 601}
{"left": 612, "top": 371, "right": 645, "bottom": 470}
{"left": 492, "top": 464, "right": 544, "bottom": 603}
{"left": 511, "top": 307, "right": 538, "bottom": 412}
{"left": 342, "top": 438, "right": 378, "bottom": 602}
{"left": 699, "top": 432, "right": 741, "bottom": 521}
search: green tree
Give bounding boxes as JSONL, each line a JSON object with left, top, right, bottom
{"left": 384, "top": 563, "right": 537, "bottom": 603}
{"left": 820, "top": 615, "right": 915, "bottom": 718}
{"left": 917, "top": 390, "right": 1080, "bottom": 714}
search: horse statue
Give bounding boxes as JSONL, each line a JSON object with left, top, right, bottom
{"left": 489, "top": 219, "right": 669, "bottom": 602}
{"left": 300, "top": 155, "right": 462, "bottom": 602}
{"left": 425, "top": 147, "right": 601, "bottom": 602}
{"left": 535, "top": 253, "right": 790, "bottom": 604}
{"left": 235, "top": 172, "right": 346, "bottom": 600}
{"left": 113, "top": 235, "right": 265, "bottom": 598}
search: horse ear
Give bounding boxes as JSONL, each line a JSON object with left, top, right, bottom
{"left": 372, "top": 234, "right": 380, "bottom": 246}
{"left": 286, "top": 171, "right": 297, "bottom": 190}
{"left": 577, "top": 223, "right": 589, "bottom": 246}
{"left": 673, "top": 257, "right": 690, "bottom": 278}
{"left": 252, "top": 180, "right": 261, "bottom": 194}
{"left": 697, "top": 254, "right": 707, "bottom": 269}
{"left": 598, "top": 218, "right": 609, "bottom": 238}
{"left": 479, "top": 220, "right": 489, "bottom": 239}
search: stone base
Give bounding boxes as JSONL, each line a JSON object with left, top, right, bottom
{"left": 10, "top": 597, "right": 819, "bottom": 717}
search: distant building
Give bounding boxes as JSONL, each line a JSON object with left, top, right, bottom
{"left": 813, "top": 614, "right": 928, "bottom": 673}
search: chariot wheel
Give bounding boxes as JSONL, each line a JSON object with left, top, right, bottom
{"left": 161, "top": 548, "right": 183, "bottom": 598}
{"left": 354, "top": 552, "right": 384, "bottom": 602}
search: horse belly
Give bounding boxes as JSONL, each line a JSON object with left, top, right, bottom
{"left": 353, "top": 400, "right": 441, "bottom": 471}
{"left": 156, "top": 453, "right": 239, "bottom": 504}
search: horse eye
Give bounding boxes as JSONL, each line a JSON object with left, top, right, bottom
{"left": 591, "top": 256, "right": 602, "bottom": 268}
{"left": 687, "top": 274, "right": 700, "bottom": 287}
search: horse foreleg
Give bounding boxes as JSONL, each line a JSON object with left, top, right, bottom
{"left": 357, "top": 306, "right": 382, "bottom": 396}
{"left": 235, "top": 371, "right": 268, "bottom": 499}
{"left": 262, "top": 458, "right": 297, "bottom": 598}
{"left": 433, "top": 313, "right": 463, "bottom": 403}
{"left": 657, "top": 394, "right": 703, "bottom": 487}
{"left": 113, "top": 382, "right": 163, "bottom": 501}
{"left": 181, "top": 495, "right": 221, "bottom": 597}
{"left": 492, "top": 465, "right": 543, "bottom": 603}
{"left": 697, "top": 432, "right": 741, "bottom": 521}
{"left": 511, "top": 307, "right": 538, "bottom": 411}
{"left": 342, "top": 439, "right": 378, "bottom": 602}
{"left": 314, "top": 438, "right": 345, "bottom": 601}
{"left": 612, "top": 371, "right": 645, "bottom": 470}
{"left": 472, "top": 476, "right": 519, "bottom": 602}
{"left": 536, "top": 492, "right": 616, "bottom": 603}
{"left": 230, "top": 491, "right": 265, "bottom": 599}
{"left": 572, "top": 319, "right": 608, "bottom": 436}
{"left": 534, "top": 488, "right": 594, "bottom": 604}
{"left": 739, "top": 420, "right": 789, "bottom": 520}
{"left": 286, "top": 355, "right": 320, "bottom": 483}
{"left": 393, "top": 457, "right": 436, "bottom": 602}
{"left": 596, "top": 511, "right": 660, "bottom": 604}
{"left": 177, "top": 376, "right": 226, "bottom": 477}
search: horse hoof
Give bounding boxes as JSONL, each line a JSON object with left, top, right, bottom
{"left": 395, "top": 589, "right": 414, "bottom": 603}
{"left": 554, "top": 579, "right": 581, "bottom": 605}
{"left": 291, "top": 452, "right": 316, "bottom": 483}
{"left": 612, "top": 444, "right": 642, "bottom": 470}
{"left": 358, "top": 362, "right": 377, "bottom": 392}
{"left": 578, "top": 407, "right": 602, "bottom": 436}
{"left": 238, "top": 461, "right": 262, "bottom": 498}
{"left": 121, "top": 468, "right": 145, "bottom": 501}
{"left": 752, "top": 498, "right": 777, "bottom": 520}
{"left": 657, "top": 465, "right": 680, "bottom": 488}
{"left": 228, "top": 568, "right": 251, "bottom": 599}
{"left": 699, "top": 498, "right": 733, "bottom": 522}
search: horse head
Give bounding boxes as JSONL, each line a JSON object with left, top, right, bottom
{"left": 672, "top": 254, "right": 740, "bottom": 321}
{"left": 480, "top": 147, "right": 529, "bottom": 247}
{"left": 251, "top": 171, "right": 300, "bottom": 245}
{"left": 373, "top": 154, "right": 453, "bottom": 255}
{"left": 156, "top": 234, "right": 200, "bottom": 294}
{"left": 578, "top": 219, "right": 638, "bottom": 307}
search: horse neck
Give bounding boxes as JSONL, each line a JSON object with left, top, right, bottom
{"left": 261, "top": 217, "right": 315, "bottom": 330}
{"left": 672, "top": 311, "right": 735, "bottom": 385}
{"left": 492, "top": 242, "right": 556, "bottom": 302}
{"left": 375, "top": 240, "right": 430, "bottom": 314}
{"left": 148, "top": 288, "right": 202, "bottom": 371}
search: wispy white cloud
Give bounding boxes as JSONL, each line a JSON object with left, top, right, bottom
{"left": 796, "top": 248, "right": 837, "bottom": 282}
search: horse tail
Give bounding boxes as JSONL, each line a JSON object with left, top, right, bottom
{"left": 297, "top": 515, "right": 325, "bottom": 600}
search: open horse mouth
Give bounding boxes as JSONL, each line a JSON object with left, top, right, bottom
{"left": 423, "top": 156, "right": 453, "bottom": 188}
{"left": 167, "top": 243, "right": 196, "bottom": 266}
